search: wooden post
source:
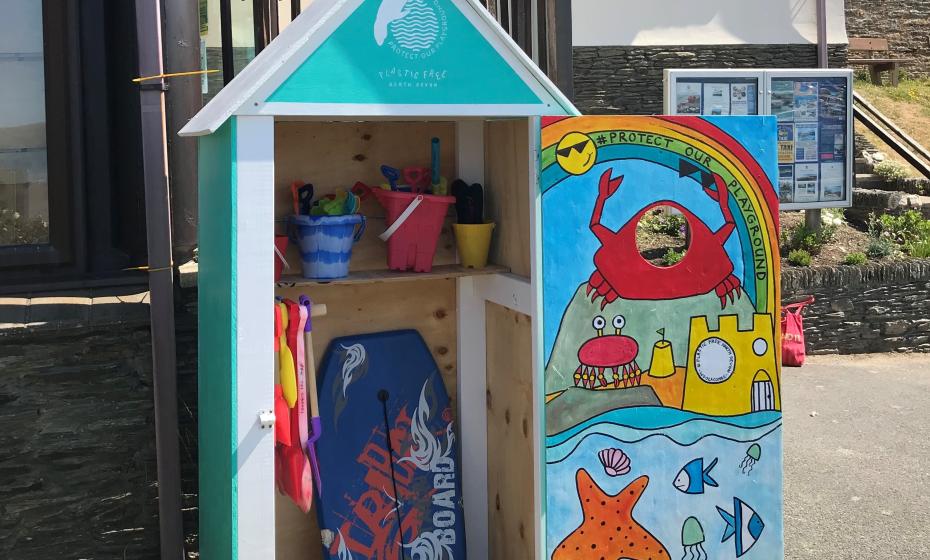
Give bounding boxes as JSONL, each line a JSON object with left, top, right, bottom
{"left": 807, "top": 0, "right": 829, "bottom": 232}
{"left": 134, "top": 0, "right": 185, "bottom": 557}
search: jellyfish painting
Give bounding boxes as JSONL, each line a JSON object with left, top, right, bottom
{"left": 681, "top": 516, "right": 707, "bottom": 560}
{"left": 740, "top": 443, "right": 762, "bottom": 474}
{"left": 597, "top": 447, "right": 631, "bottom": 476}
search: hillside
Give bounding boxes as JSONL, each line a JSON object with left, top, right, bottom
{"left": 854, "top": 76, "right": 930, "bottom": 176}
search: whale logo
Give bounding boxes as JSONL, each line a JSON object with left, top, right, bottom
{"left": 374, "top": 0, "right": 410, "bottom": 46}
{"left": 374, "top": 0, "right": 445, "bottom": 55}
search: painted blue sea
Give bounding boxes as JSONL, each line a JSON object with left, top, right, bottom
{"left": 546, "top": 406, "right": 783, "bottom": 560}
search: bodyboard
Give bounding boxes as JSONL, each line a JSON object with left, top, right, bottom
{"left": 315, "top": 329, "right": 466, "bottom": 559}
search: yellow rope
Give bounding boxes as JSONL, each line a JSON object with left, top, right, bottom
{"left": 133, "top": 69, "right": 219, "bottom": 83}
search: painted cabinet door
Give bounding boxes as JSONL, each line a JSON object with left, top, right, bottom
{"left": 539, "top": 116, "right": 782, "bottom": 560}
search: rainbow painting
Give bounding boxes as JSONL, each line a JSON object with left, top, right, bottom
{"left": 540, "top": 116, "right": 782, "bottom": 560}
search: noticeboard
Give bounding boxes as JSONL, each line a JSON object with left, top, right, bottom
{"left": 664, "top": 69, "right": 853, "bottom": 210}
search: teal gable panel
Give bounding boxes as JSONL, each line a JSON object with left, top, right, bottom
{"left": 267, "top": 0, "right": 543, "bottom": 105}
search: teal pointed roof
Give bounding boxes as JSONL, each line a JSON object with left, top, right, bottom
{"left": 181, "top": 0, "right": 577, "bottom": 136}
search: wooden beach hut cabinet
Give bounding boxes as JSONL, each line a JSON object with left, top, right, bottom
{"left": 182, "top": 0, "right": 576, "bottom": 558}
{"left": 185, "top": 1, "right": 786, "bottom": 559}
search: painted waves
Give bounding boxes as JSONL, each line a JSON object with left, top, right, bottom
{"left": 546, "top": 407, "right": 782, "bottom": 464}
{"left": 389, "top": 0, "right": 439, "bottom": 52}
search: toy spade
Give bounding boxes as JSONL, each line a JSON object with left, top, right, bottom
{"left": 291, "top": 182, "right": 314, "bottom": 215}
{"left": 300, "top": 295, "right": 326, "bottom": 498}
{"left": 276, "top": 301, "right": 298, "bottom": 407}
{"left": 403, "top": 167, "right": 431, "bottom": 193}
{"left": 452, "top": 179, "right": 484, "bottom": 224}
{"left": 273, "top": 305, "right": 292, "bottom": 446}
{"left": 273, "top": 299, "right": 314, "bottom": 513}
{"left": 381, "top": 165, "right": 400, "bottom": 191}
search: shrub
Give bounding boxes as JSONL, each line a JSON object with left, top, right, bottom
{"left": 781, "top": 222, "right": 836, "bottom": 255}
{"left": 787, "top": 249, "right": 812, "bottom": 266}
{"left": 843, "top": 252, "right": 867, "bottom": 265}
{"left": 822, "top": 208, "right": 846, "bottom": 228}
{"left": 662, "top": 248, "right": 686, "bottom": 266}
{"left": 0, "top": 209, "right": 48, "bottom": 246}
{"left": 642, "top": 210, "right": 688, "bottom": 237}
{"left": 907, "top": 240, "right": 930, "bottom": 258}
{"left": 873, "top": 160, "right": 911, "bottom": 183}
{"left": 868, "top": 210, "right": 930, "bottom": 245}
{"left": 866, "top": 237, "right": 895, "bottom": 259}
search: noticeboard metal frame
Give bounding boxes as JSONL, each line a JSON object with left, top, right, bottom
{"left": 764, "top": 69, "right": 854, "bottom": 210}
{"left": 662, "top": 68, "right": 766, "bottom": 116}
{"left": 663, "top": 68, "right": 854, "bottom": 210}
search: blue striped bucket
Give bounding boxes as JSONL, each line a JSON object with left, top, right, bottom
{"left": 290, "top": 214, "right": 366, "bottom": 279}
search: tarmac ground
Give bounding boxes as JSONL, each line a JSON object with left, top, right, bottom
{"left": 784, "top": 353, "right": 930, "bottom": 559}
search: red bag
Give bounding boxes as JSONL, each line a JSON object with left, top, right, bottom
{"left": 781, "top": 296, "right": 814, "bottom": 367}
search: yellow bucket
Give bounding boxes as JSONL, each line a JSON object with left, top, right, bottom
{"left": 453, "top": 222, "right": 495, "bottom": 268}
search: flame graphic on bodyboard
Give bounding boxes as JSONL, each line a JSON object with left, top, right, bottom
{"left": 398, "top": 379, "right": 455, "bottom": 471}
{"left": 333, "top": 343, "right": 368, "bottom": 429}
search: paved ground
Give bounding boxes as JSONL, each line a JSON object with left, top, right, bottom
{"left": 784, "top": 353, "right": 930, "bottom": 559}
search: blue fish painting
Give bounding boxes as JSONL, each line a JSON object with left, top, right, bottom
{"left": 718, "top": 497, "right": 765, "bottom": 557}
{"left": 673, "top": 457, "right": 719, "bottom": 495}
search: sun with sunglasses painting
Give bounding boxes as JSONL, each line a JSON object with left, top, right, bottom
{"left": 555, "top": 131, "right": 597, "bottom": 175}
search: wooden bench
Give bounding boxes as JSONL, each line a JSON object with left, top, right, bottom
{"left": 848, "top": 37, "right": 913, "bottom": 86}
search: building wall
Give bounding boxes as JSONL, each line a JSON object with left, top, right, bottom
{"left": 572, "top": 0, "right": 848, "bottom": 47}
{"left": 0, "top": 294, "right": 200, "bottom": 559}
{"left": 782, "top": 260, "right": 930, "bottom": 355}
{"left": 846, "top": 0, "right": 930, "bottom": 78}
{"left": 572, "top": 44, "right": 848, "bottom": 115}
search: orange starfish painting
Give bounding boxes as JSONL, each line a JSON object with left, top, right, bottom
{"left": 552, "top": 469, "right": 670, "bottom": 560}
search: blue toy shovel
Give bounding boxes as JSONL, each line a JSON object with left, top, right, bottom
{"left": 380, "top": 165, "right": 400, "bottom": 191}
{"left": 300, "top": 295, "right": 326, "bottom": 498}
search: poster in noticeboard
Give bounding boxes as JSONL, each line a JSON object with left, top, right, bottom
{"left": 773, "top": 76, "right": 849, "bottom": 206}
{"left": 672, "top": 78, "right": 760, "bottom": 116}
{"left": 664, "top": 69, "right": 852, "bottom": 210}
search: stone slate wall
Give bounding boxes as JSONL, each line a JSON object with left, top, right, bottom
{"left": 573, "top": 44, "right": 848, "bottom": 115}
{"left": 782, "top": 260, "right": 930, "bottom": 355}
{"left": 0, "top": 295, "right": 200, "bottom": 559}
{"left": 846, "top": 0, "right": 930, "bottom": 79}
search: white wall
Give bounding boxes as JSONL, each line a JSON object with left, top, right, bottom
{"left": 572, "top": 0, "right": 848, "bottom": 47}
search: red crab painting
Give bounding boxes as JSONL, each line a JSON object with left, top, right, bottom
{"left": 586, "top": 168, "right": 742, "bottom": 309}
{"left": 573, "top": 314, "right": 642, "bottom": 389}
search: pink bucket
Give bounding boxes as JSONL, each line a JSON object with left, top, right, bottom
{"left": 372, "top": 190, "right": 455, "bottom": 272}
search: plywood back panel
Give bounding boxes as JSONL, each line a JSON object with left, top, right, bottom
{"left": 274, "top": 279, "right": 458, "bottom": 560}
{"left": 485, "top": 301, "right": 536, "bottom": 560}
{"left": 274, "top": 121, "right": 458, "bottom": 272}
{"left": 485, "top": 119, "right": 531, "bottom": 277}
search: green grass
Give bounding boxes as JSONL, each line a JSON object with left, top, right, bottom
{"left": 855, "top": 76, "right": 930, "bottom": 110}
{"left": 854, "top": 77, "right": 930, "bottom": 172}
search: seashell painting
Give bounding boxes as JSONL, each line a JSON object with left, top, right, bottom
{"left": 597, "top": 447, "right": 631, "bottom": 477}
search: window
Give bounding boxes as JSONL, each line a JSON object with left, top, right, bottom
{"left": 0, "top": 1, "right": 50, "bottom": 247}
{"left": 0, "top": 1, "right": 147, "bottom": 288}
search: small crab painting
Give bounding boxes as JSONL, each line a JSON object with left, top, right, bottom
{"left": 573, "top": 314, "right": 641, "bottom": 389}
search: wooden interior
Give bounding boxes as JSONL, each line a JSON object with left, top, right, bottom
{"left": 485, "top": 301, "right": 536, "bottom": 560}
{"left": 274, "top": 121, "right": 458, "bottom": 273}
{"left": 485, "top": 119, "right": 532, "bottom": 277}
{"left": 274, "top": 279, "right": 458, "bottom": 560}
{"left": 271, "top": 118, "right": 535, "bottom": 559}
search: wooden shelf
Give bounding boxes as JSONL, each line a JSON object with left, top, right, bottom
{"left": 276, "top": 263, "right": 509, "bottom": 287}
